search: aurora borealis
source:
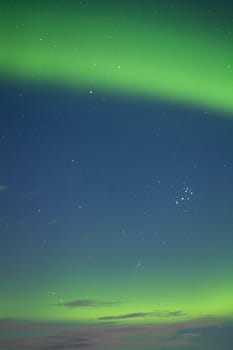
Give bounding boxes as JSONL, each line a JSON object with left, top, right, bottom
{"left": 1, "top": 1, "right": 233, "bottom": 350}
{"left": 1, "top": 1, "right": 233, "bottom": 113}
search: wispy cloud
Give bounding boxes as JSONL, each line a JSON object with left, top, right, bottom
{"left": 55, "top": 299, "right": 121, "bottom": 308}
{"left": 98, "top": 312, "right": 152, "bottom": 320}
{"left": 18, "top": 190, "right": 40, "bottom": 197}
{"left": 0, "top": 185, "right": 8, "bottom": 191}
{"left": 48, "top": 219, "right": 59, "bottom": 225}
{"left": 98, "top": 310, "right": 186, "bottom": 320}
{"left": 153, "top": 310, "right": 186, "bottom": 317}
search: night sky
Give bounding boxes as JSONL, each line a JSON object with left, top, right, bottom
{"left": 0, "top": 1, "right": 233, "bottom": 350}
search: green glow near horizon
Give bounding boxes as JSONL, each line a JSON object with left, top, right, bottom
{"left": 0, "top": 5, "right": 233, "bottom": 113}
{"left": 1, "top": 261, "right": 233, "bottom": 324}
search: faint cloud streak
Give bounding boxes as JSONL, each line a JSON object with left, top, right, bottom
{"left": 55, "top": 299, "right": 121, "bottom": 308}
{"left": 98, "top": 310, "right": 186, "bottom": 320}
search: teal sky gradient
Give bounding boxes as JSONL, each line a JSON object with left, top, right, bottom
{"left": 0, "top": 2, "right": 233, "bottom": 350}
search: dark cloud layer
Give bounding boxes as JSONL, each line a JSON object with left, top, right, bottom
{"left": 0, "top": 317, "right": 232, "bottom": 350}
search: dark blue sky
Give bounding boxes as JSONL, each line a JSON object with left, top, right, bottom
{"left": 1, "top": 81, "right": 233, "bottom": 274}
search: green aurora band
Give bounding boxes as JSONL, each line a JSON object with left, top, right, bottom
{"left": 1, "top": 3, "right": 233, "bottom": 113}
{"left": 1, "top": 247, "right": 233, "bottom": 324}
